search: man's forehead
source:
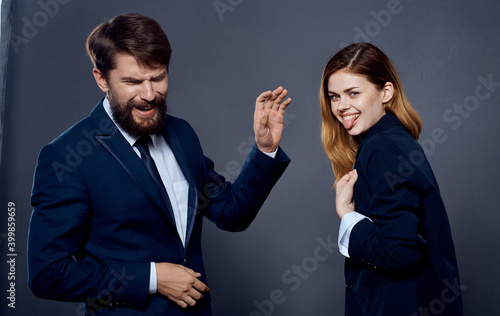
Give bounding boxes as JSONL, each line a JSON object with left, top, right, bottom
{"left": 112, "top": 53, "right": 167, "bottom": 77}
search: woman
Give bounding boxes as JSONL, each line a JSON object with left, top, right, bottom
{"left": 320, "top": 43, "right": 464, "bottom": 315}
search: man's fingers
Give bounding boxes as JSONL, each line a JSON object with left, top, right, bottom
{"left": 256, "top": 90, "right": 272, "bottom": 110}
{"left": 278, "top": 97, "right": 292, "bottom": 115}
{"left": 173, "top": 282, "right": 208, "bottom": 309}
{"left": 184, "top": 267, "right": 201, "bottom": 277}
{"left": 175, "top": 299, "right": 188, "bottom": 309}
{"left": 266, "top": 87, "right": 287, "bottom": 112}
{"left": 156, "top": 263, "right": 210, "bottom": 309}
{"left": 257, "top": 87, "right": 290, "bottom": 114}
{"left": 187, "top": 287, "right": 204, "bottom": 300}
{"left": 171, "top": 279, "right": 208, "bottom": 308}
{"left": 271, "top": 86, "right": 284, "bottom": 98}
{"left": 271, "top": 88, "right": 288, "bottom": 110}
{"left": 175, "top": 280, "right": 208, "bottom": 308}
{"left": 264, "top": 86, "right": 284, "bottom": 109}
{"left": 191, "top": 276, "right": 210, "bottom": 293}
{"left": 184, "top": 267, "right": 209, "bottom": 294}
{"left": 177, "top": 294, "right": 197, "bottom": 308}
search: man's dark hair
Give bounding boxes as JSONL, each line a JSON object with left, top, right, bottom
{"left": 86, "top": 13, "right": 172, "bottom": 79}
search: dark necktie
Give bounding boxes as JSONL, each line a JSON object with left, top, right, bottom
{"left": 134, "top": 136, "right": 165, "bottom": 189}
{"left": 135, "top": 136, "right": 176, "bottom": 226}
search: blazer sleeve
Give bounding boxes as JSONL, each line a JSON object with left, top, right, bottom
{"left": 199, "top": 143, "right": 291, "bottom": 232}
{"left": 28, "top": 143, "right": 150, "bottom": 311}
{"left": 348, "top": 135, "right": 428, "bottom": 273}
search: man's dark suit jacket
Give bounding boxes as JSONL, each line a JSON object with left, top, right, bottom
{"left": 28, "top": 100, "right": 290, "bottom": 315}
{"left": 345, "top": 113, "right": 464, "bottom": 316}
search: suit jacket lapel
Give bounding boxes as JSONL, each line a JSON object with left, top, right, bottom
{"left": 163, "top": 120, "right": 198, "bottom": 247}
{"left": 89, "top": 101, "right": 179, "bottom": 233}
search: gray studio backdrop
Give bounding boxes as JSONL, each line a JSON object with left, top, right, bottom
{"left": 1, "top": 0, "right": 499, "bottom": 315}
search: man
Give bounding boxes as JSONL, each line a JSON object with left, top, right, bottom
{"left": 28, "top": 13, "right": 291, "bottom": 315}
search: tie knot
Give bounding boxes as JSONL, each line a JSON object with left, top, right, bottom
{"left": 135, "top": 136, "right": 152, "bottom": 157}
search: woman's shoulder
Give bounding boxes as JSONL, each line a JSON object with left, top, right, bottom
{"left": 358, "top": 125, "right": 423, "bottom": 163}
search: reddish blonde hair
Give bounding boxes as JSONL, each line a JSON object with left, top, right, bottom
{"left": 319, "top": 43, "right": 422, "bottom": 187}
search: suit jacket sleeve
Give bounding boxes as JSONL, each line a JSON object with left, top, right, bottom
{"left": 201, "top": 144, "right": 290, "bottom": 231}
{"left": 348, "top": 135, "right": 428, "bottom": 273}
{"left": 165, "top": 117, "right": 290, "bottom": 232}
{"left": 28, "top": 143, "right": 150, "bottom": 310}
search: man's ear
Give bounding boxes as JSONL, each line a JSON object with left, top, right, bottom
{"left": 382, "top": 82, "right": 394, "bottom": 104}
{"left": 93, "top": 68, "right": 109, "bottom": 93}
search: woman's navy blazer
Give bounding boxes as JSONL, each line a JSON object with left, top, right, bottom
{"left": 345, "top": 113, "right": 464, "bottom": 316}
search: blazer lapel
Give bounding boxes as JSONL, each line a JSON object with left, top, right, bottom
{"left": 163, "top": 121, "right": 198, "bottom": 247}
{"left": 89, "top": 102, "right": 179, "bottom": 233}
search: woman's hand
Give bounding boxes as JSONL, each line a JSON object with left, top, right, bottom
{"left": 335, "top": 170, "right": 358, "bottom": 219}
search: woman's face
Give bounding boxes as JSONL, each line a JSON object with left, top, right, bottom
{"left": 327, "top": 70, "right": 393, "bottom": 136}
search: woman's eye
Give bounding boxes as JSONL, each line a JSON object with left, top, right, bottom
{"left": 330, "top": 94, "right": 340, "bottom": 101}
{"left": 350, "top": 91, "right": 359, "bottom": 97}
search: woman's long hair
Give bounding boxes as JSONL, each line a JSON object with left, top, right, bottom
{"left": 319, "top": 43, "right": 422, "bottom": 187}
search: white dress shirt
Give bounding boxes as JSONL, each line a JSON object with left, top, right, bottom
{"left": 103, "top": 97, "right": 189, "bottom": 246}
{"left": 103, "top": 97, "right": 277, "bottom": 294}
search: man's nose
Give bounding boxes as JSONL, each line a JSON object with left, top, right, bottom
{"left": 140, "top": 81, "right": 155, "bottom": 102}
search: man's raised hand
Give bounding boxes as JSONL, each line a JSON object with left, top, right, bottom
{"left": 254, "top": 86, "right": 292, "bottom": 153}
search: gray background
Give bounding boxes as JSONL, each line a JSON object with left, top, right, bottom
{"left": 1, "top": 0, "right": 499, "bottom": 315}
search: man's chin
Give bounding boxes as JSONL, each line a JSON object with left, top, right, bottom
{"left": 131, "top": 117, "right": 164, "bottom": 136}
{"left": 110, "top": 97, "right": 167, "bottom": 137}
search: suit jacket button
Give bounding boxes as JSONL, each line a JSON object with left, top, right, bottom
{"left": 183, "top": 258, "right": 188, "bottom": 266}
{"left": 346, "top": 280, "right": 353, "bottom": 289}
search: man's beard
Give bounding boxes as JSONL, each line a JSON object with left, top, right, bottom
{"left": 110, "top": 94, "right": 167, "bottom": 138}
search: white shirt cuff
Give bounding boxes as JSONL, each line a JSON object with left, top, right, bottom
{"left": 149, "top": 262, "right": 157, "bottom": 294}
{"left": 262, "top": 148, "right": 278, "bottom": 158}
{"left": 338, "top": 212, "right": 370, "bottom": 258}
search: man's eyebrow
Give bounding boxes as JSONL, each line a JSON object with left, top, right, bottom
{"left": 151, "top": 71, "right": 168, "bottom": 80}
{"left": 121, "top": 77, "right": 142, "bottom": 82}
{"left": 121, "top": 71, "right": 167, "bottom": 82}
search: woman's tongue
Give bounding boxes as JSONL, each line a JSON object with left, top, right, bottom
{"left": 343, "top": 115, "right": 358, "bottom": 129}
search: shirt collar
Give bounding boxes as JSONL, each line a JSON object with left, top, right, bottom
{"left": 102, "top": 96, "right": 159, "bottom": 149}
